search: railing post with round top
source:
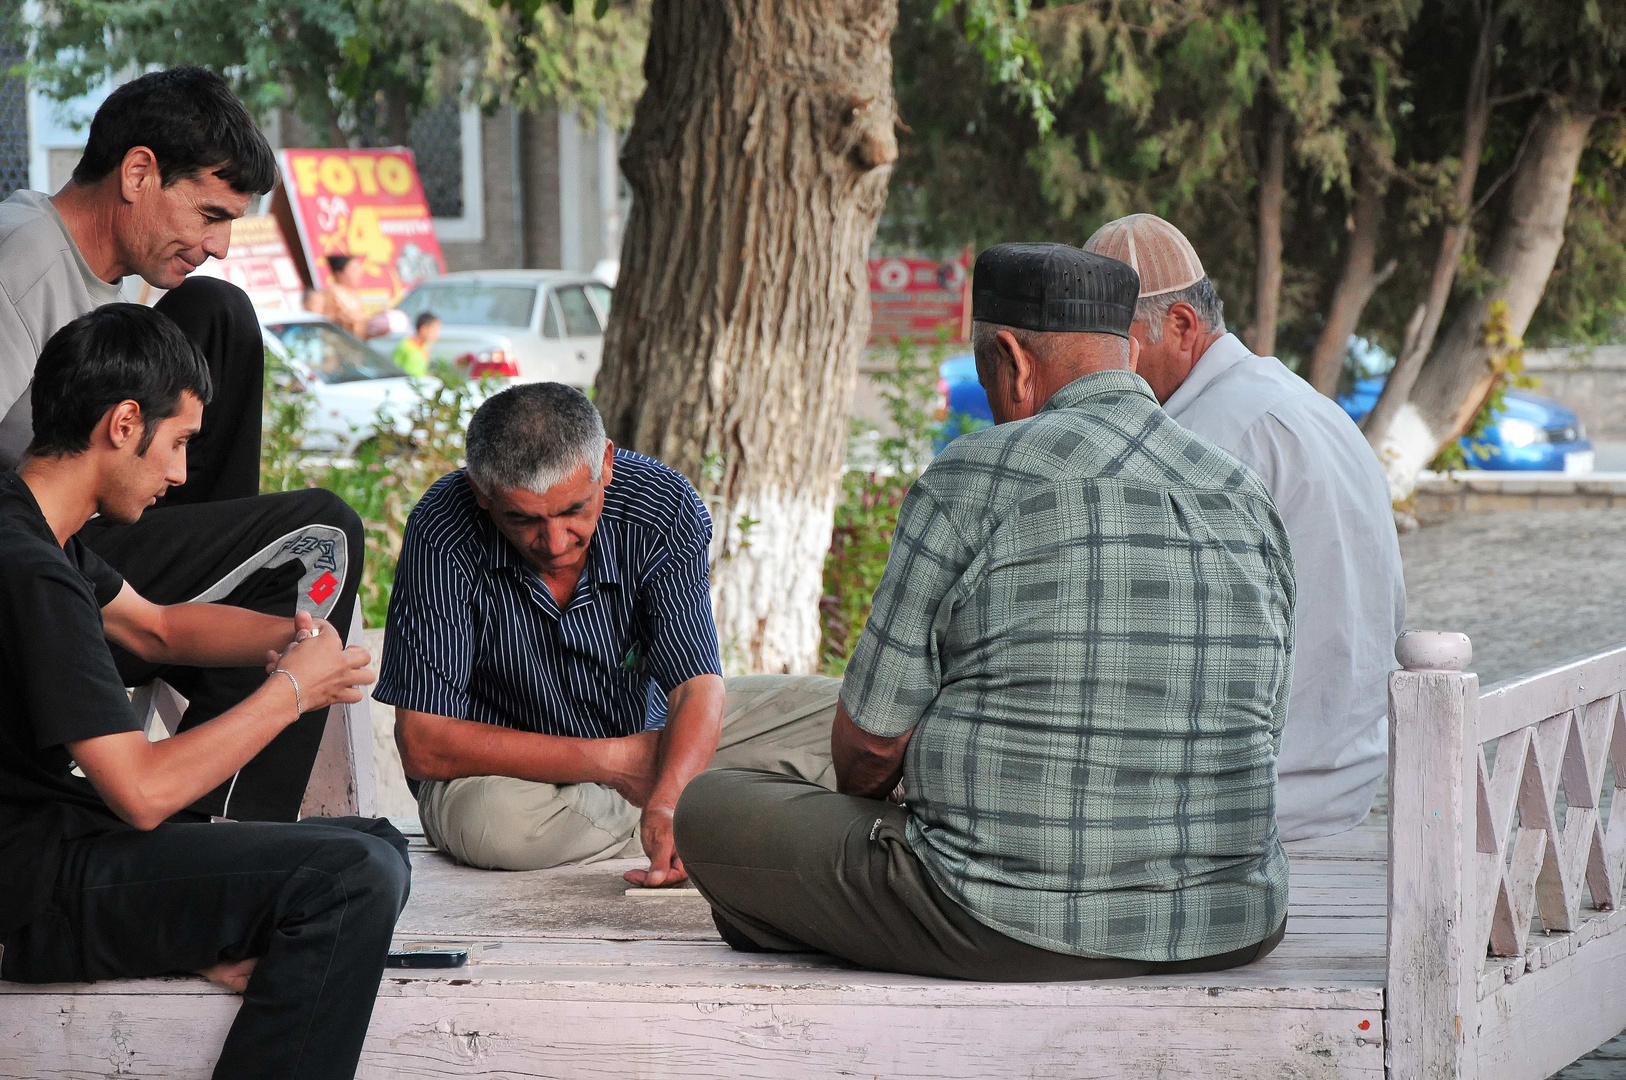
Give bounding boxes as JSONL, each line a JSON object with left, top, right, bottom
{"left": 1386, "top": 631, "right": 1480, "bottom": 1080}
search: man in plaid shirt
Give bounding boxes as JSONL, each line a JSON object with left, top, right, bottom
{"left": 674, "top": 243, "right": 1294, "bottom": 980}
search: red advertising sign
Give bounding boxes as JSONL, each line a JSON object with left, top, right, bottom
{"left": 189, "top": 215, "right": 305, "bottom": 312}
{"left": 868, "top": 253, "right": 971, "bottom": 346}
{"left": 276, "top": 148, "right": 447, "bottom": 312}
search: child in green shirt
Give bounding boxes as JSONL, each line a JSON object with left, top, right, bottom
{"left": 392, "top": 311, "right": 441, "bottom": 377}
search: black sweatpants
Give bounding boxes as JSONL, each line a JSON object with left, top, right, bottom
{"left": 80, "top": 275, "right": 366, "bottom": 822}
{"left": 0, "top": 817, "right": 411, "bottom": 1080}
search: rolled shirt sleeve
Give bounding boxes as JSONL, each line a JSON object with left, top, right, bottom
{"left": 638, "top": 489, "right": 723, "bottom": 694}
{"left": 839, "top": 480, "right": 975, "bottom": 738}
{"left": 373, "top": 512, "right": 476, "bottom": 719}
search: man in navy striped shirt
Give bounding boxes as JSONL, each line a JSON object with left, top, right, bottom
{"left": 375, "top": 384, "right": 838, "bottom": 885}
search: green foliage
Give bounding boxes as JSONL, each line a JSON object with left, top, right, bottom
{"left": 1426, "top": 298, "right": 1538, "bottom": 473}
{"left": 29, "top": 0, "right": 483, "bottom": 144}
{"left": 472, "top": 0, "right": 650, "bottom": 129}
{"left": 818, "top": 338, "right": 954, "bottom": 675}
{"left": 937, "top": 0, "right": 1058, "bottom": 134}
{"left": 262, "top": 352, "right": 483, "bottom": 626}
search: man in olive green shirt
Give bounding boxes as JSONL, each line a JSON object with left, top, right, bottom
{"left": 674, "top": 243, "right": 1294, "bottom": 981}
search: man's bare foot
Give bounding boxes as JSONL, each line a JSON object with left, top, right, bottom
{"left": 196, "top": 957, "right": 258, "bottom": 993}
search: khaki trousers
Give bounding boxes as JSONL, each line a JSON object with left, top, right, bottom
{"left": 417, "top": 675, "right": 839, "bottom": 871}
{"left": 674, "top": 768, "right": 1287, "bottom": 982}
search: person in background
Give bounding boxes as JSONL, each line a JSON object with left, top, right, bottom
{"left": 673, "top": 243, "right": 1295, "bottom": 980}
{"left": 0, "top": 304, "right": 407, "bottom": 1080}
{"left": 320, "top": 254, "right": 370, "bottom": 339}
{"left": 1083, "top": 213, "right": 1405, "bottom": 842}
{"left": 0, "top": 66, "right": 367, "bottom": 824}
{"left": 392, "top": 311, "right": 441, "bottom": 378}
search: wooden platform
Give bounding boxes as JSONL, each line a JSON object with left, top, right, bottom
{"left": 0, "top": 821, "right": 1388, "bottom": 1079}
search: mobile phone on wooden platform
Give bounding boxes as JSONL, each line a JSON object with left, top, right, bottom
{"left": 385, "top": 948, "right": 468, "bottom": 968}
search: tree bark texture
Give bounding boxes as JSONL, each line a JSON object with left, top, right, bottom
{"left": 594, "top": 0, "right": 898, "bottom": 675}
{"left": 1306, "top": 176, "right": 1394, "bottom": 396}
{"left": 1362, "top": 5, "right": 1503, "bottom": 451}
{"left": 1373, "top": 101, "right": 1595, "bottom": 495}
{"left": 1247, "top": 0, "right": 1286, "bottom": 359}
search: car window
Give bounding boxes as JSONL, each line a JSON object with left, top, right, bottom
{"left": 554, "top": 285, "right": 602, "bottom": 336}
{"left": 585, "top": 283, "right": 612, "bottom": 324}
{"left": 397, "top": 283, "right": 538, "bottom": 329}
{"left": 541, "top": 294, "right": 561, "bottom": 339}
{"left": 266, "top": 322, "right": 405, "bottom": 384}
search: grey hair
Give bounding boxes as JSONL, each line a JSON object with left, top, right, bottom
{"left": 970, "top": 320, "right": 1042, "bottom": 368}
{"left": 1135, "top": 277, "right": 1225, "bottom": 342}
{"left": 465, "top": 382, "right": 608, "bottom": 494}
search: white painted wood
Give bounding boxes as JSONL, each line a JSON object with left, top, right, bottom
{"left": 0, "top": 991, "right": 1386, "bottom": 1080}
{"left": 1385, "top": 663, "right": 1480, "bottom": 1080}
{"left": 1476, "top": 644, "right": 1626, "bottom": 742}
{"left": 1395, "top": 630, "right": 1473, "bottom": 672}
{"left": 1475, "top": 916, "right": 1626, "bottom": 1080}
{"left": 298, "top": 602, "right": 378, "bottom": 819}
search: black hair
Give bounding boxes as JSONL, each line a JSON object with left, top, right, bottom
{"left": 27, "top": 305, "right": 215, "bottom": 459}
{"left": 73, "top": 67, "right": 277, "bottom": 196}
{"left": 327, "top": 254, "right": 355, "bottom": 276}
{"left": 415, "top": 310, "right": 441, "bottom": 332}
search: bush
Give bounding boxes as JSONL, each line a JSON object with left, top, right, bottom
{"left": 261, "top": 352, "right": 482, "bottom": 627}
{"left": 819, "top": 337, "right": 963, "bottom": 675}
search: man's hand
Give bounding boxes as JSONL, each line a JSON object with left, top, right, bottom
{"left": 602, "top": 730, "right": 662, "bottom": 807}
{"left": 268, "top": 616, "right": 373, "bottom": 713}
{"left": 624, "top": 804, "right": 686, "bottom": 887}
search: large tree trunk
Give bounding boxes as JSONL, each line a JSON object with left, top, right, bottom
{"left": 1362, "top": 4, "right": 1503, "bottom": 450}
{"left": 594, "top": 0, "right": 898, "bottom": 675}
{"left": 1372, "top": 100, "right": 1596, "bottom": 494}
{"left": 1247, "top": 0, "right": 1286, "bottom": 358}
{"left": 1305, "top": 175, "right": 1394, "bottom": 396}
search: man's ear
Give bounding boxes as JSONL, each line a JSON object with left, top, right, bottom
{"left": 102, "top": 401, "right": 144, "bottom": 451}
{"left": 468, "top": 477, "right": 492, "bottom": 511}
{"left": 998, "top": 330, "right": 1036, "bottom": 408}
{"left": 601, "top": 440, "right": 615, "bottom": 488}
{"left": 1127, "top": 333, "right": 1141, "bottom": 371}
{"left": 118, "top": 147, "right": 160, "bottom": 205}
{"left": 1168, "top": 301, "right": 1201, "bottom": 353}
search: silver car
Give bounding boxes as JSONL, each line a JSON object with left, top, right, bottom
{"left": 380, "top": 270, "right": 612, "bottom": 387}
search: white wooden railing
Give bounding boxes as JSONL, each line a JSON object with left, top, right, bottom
{"left": 1387, "top": 632, "right": 1626, "bottom": 1080}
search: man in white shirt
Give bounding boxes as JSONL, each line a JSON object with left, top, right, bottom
{"left": 1084, "top": 214, "right": 1405, "bottom": 841}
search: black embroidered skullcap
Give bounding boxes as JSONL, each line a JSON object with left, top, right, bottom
{"left": 971, "top": 242, "right": 1140, "bottom": 338}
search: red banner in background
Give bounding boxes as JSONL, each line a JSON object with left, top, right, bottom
{"left": 868, "top": 253, "right": 971, "bottom": 346}
{"left": 275, "top": 148, "right": 447, "bottom": 312}
{"left": 189, "top": 215, "right": 305, "bottom": 312}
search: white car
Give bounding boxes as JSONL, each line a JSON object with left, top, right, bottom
{"left": 376, "top": 270, "right": 612, "bottom": 387}
{"left": 260, "top": 312, "right": 421, "bottom": 453}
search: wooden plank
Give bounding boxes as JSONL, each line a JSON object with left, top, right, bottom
{"left": 1476, "top": 923, "right": 1626, "bottom": 1080}
{"left": 1385, "top": 666, "right": 1480, "bottom": 1080}
{"left": 1477, "top": 645, "right": 1626, "bottom": 743}
{"left": 0, "top": 991, "right": 1385, "bottom": 1079}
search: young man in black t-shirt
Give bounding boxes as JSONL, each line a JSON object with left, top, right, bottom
{"left": 0, "top": 305, "right": 409, "bottom": 1080}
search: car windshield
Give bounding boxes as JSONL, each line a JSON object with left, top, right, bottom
{"left": 398, "top": 283, "right": 538, "bottom": 329}
{"left": 266, "top": 322, "right": 405, "bottom": 384}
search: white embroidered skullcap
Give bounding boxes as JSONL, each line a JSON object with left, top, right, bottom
{"left": 1082, "top": 214, "right": 1206, "bottom": 298}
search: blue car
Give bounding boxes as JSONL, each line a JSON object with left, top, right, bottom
{"left": 938, "top": 356, "right": 1594, "bottom": 473}
{"left": 1337, "top": 376, "right": 1593, "bottom": 472}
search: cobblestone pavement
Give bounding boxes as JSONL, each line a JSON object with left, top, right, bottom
{"left": 1401, "top": 508, "right": 1626, "bottom": 1078}
{"left": 1401, "top": 507, "right": 1626, "bottom": 686}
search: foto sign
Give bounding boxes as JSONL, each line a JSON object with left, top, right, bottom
{"left": 276, "top": 148, "right": 447, "bottom": 311}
